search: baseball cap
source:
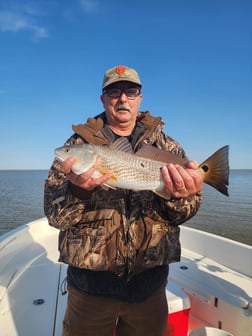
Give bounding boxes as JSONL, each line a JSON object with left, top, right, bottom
{"left": 102, "top": 65, "right": 142, "bottom": 89}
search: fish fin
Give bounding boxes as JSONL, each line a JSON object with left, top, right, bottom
{"left": 110, "top": 137, "right": 133, "bottom": 153}
{"left": 101, "top": 183, "right": 117, "bottom": 191}
{"left": 153, "top": 187, "right": 171, "bottom": 200}
{"left": 97, "top": 167, "right": 118, "bottom": 182}
{"left": 135, "top": 145, "right": 187, "bottom": 166}
{"left": 199, "top": 145, "right": 229, "bottom": 196}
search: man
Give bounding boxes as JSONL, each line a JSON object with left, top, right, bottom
{"left": 44, "top": 65, "right": 203, "bottom": 336}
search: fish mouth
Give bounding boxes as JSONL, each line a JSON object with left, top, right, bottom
{"left": 54, "top": 149, "right": 65, "bottom": 162}
{"left": 116, "top": 104, "right": 131, "bottom": 112}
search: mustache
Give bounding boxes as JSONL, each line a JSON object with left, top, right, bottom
{"left": 115, "top": 104, "right": 131, "bottom": 112}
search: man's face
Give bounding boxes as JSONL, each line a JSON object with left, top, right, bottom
{"left": 100, "top": 81, "right": 142, "bottom": 126}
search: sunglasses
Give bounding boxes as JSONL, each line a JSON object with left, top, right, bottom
{"left": 103, "top": 87, "right": 141, "bottom": 99}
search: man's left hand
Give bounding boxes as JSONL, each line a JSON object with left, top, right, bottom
{"left": 161, "top": 160, "right": 203, "bottom": 198}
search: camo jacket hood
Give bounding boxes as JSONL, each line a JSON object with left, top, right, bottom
{"left": 44, "top": 111, "right": 202, "bottom": 279}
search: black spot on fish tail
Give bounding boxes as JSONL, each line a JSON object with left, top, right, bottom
{"left": 201, "top": 165, "right": 209, "bottom": 173}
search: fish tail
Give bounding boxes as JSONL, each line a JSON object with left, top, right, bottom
{"left": 199, "top": 145, "right": 229, "bottom": 196}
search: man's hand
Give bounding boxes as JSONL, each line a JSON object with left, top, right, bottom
{"left": 60, "top": 157, "right": 113, "bottom": 191}
{"left": 161, "top": 160, "right": 203, "bottom": 198}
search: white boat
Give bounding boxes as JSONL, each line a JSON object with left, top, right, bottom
{"left": 0, "top": 217, "right": 251, "bottom": 336}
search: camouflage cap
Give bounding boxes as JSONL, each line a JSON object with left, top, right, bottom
{"left": 102, "top": 65, "right": 142, "bottom": 89}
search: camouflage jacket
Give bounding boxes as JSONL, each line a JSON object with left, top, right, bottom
{"left": 44, "top": 111, "right": 202, "bottom": 279}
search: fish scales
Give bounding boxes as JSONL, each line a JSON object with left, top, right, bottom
{"left": 93, "top": 145, "right": 164, "bottom": 190}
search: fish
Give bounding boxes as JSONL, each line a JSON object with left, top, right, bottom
{"left": 55, "top": 138, "right": 229, "bottom": 199}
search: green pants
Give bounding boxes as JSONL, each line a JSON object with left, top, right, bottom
{"left": 62, "top": 283, "right": 168, "bottom": 336}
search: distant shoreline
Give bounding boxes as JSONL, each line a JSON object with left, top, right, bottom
{"left": 0, "top": 169, "right": 49, "bottom": 172}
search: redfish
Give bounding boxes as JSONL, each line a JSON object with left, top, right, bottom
{"left": 55, "top": 139, "right": 229, "bottom": 199}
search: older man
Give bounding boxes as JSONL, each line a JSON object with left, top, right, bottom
{"left": 44, "top": 65, "right": 203, "bottom": 336}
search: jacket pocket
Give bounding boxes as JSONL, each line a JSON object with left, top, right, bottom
{"left": 129, "top": 209, "right": 181, "bottom": 274}
{"left": 60, "top": 209, "right": 126, "bottom": 273}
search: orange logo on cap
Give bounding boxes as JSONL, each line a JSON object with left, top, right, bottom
{"left": 115, "top": 66, "right": 126, "bottom": 75}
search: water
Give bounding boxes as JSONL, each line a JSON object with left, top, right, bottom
{"left": 0, "top": 170, "right": 251, "bottom": 246}
{"left": 185, "top": 169, "right": 252, "bottom": 246}
{"left": 0, "top": 170, "right": 47, "bottom": 235}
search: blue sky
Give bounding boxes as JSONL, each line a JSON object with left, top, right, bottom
{"left": 0, "top": 0, "right": 251, "bottom": 170}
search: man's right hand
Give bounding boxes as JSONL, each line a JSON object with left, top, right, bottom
{"left": 60, "top": 157, "right": 113, "bottom": 191}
